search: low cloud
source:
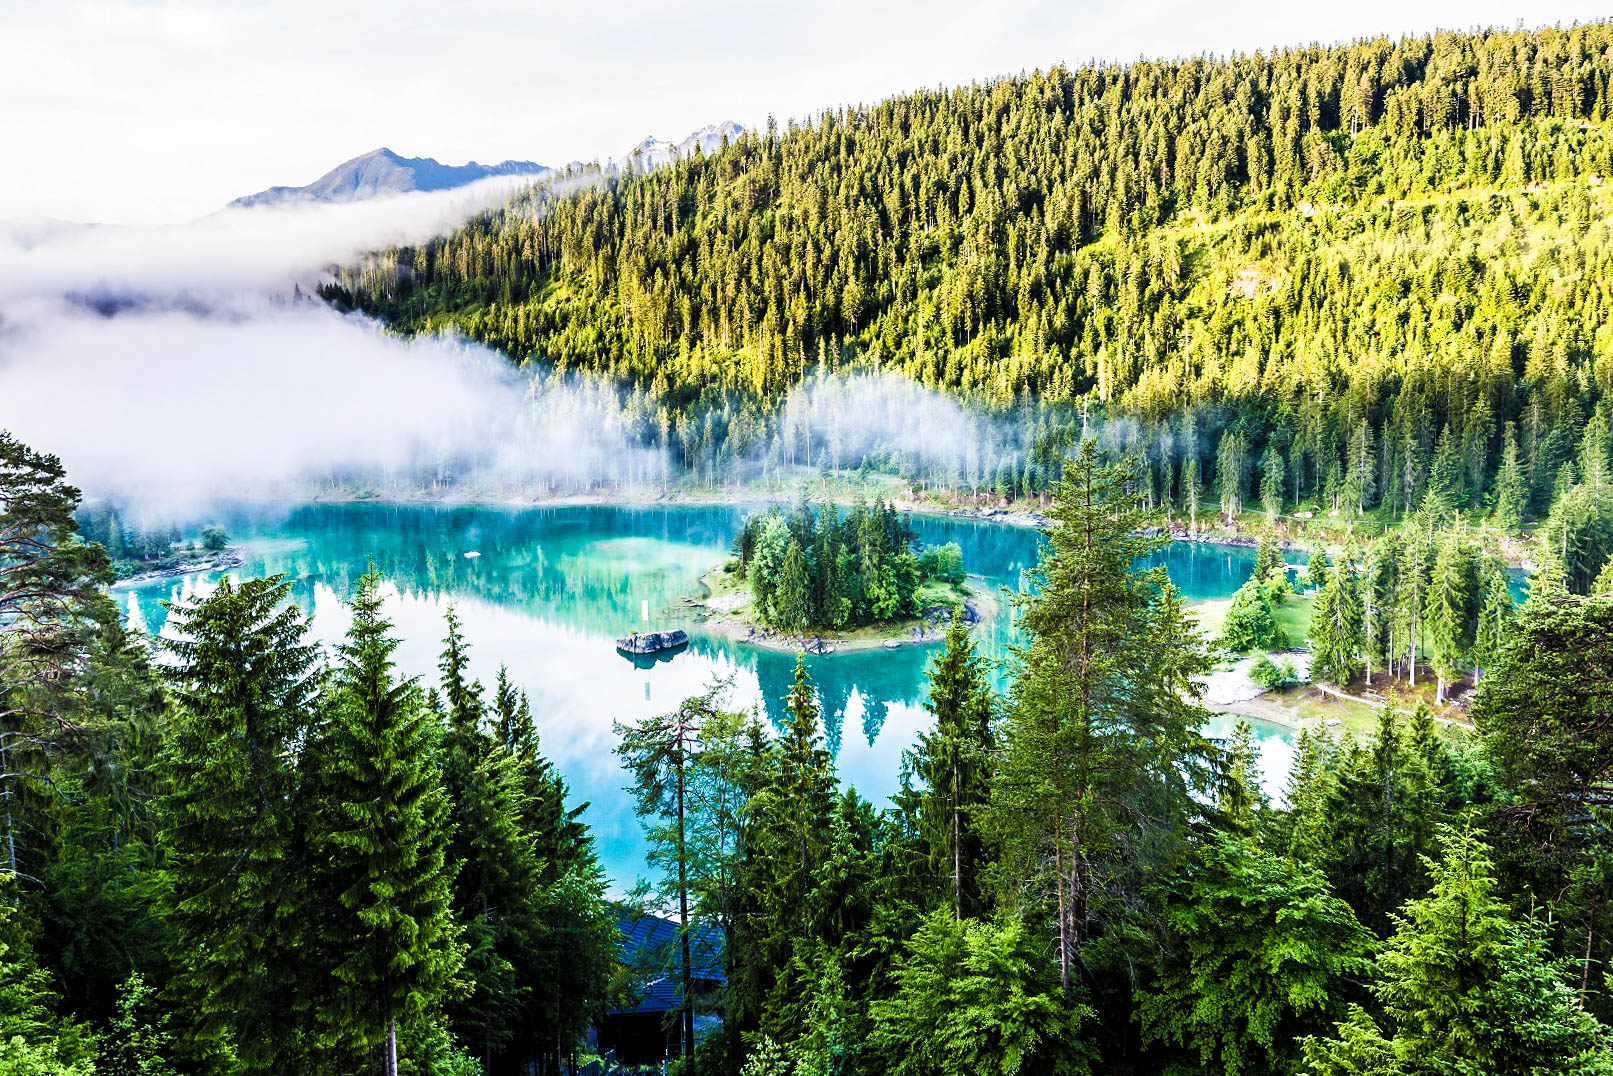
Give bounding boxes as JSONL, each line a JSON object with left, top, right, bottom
{"left": 0, "top": 297, "right": 668, "bottom": 515}
{"left": 773, "top": 371, "right": 1025, "bottom": 485}
{"left": 1, "top": 172, "right": 1040, "bottom": 517}
{"left": 0, "top": 174, "right": 554, "bottom": 302}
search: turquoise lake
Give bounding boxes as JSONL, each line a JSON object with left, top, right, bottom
{"left": 117, "top": 502, "right": 1295, "bottom": 889}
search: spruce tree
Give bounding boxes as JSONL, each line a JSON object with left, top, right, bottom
{"left": 157, "top": 575, "right": 317, "bottom": 1070}
{"left": 1215, "top": 719, "right": 1266, "bottom": 834}
{"left": 0, "top": 433, "right": 115, "bottom": 880}
{"left": 304, "top": 569, "right": 462, "bottom": 1074}
{"left": 1306, "top": 547, "right": 1332, "bottom": 591}
{"left": 1493, "top": 423, "right": 1528, "bottom": 534}
{"left": 739, "top": 657, "right": 837, "bottom": 1044}
{"left": 492, "top": 666, "right": 590, "bottom": 881}
{"left": 0, "top": 888, "right": 94, "bottom": 1068}
{"left": 1260, "top": 446, "right": 1284, "bottom": 523}
{"left": 1253, "top": 532, "right": 1285, "bottom": 587}
{"left": 1424, "top": 533, "right": 1476, "bottom": 703}
{"left": 1311, "top": 559, "right": 1364, "bottom": 687}
{"left": 1139, "top": 836, "right": 1374, "bottom": 1076}
{"left": 909, "top": 613, "right": 995, "bottom": 919}
{"left": 992, "top": 440, "right": 1212, "bottom": 1008}
{"left": 1281, "top": 727, "right": 1340, "bottom": 865}
{"left": 1305, "top": 823, "right": 1613, "bottom": 1075}
{"left": 1220, "top": 574, "right": 1281, "bottom": 654}
{"left": 429, "top": 614, "right": 542, "bottom": 1068}
{"left": 1359, "top": 537, "right": 1396, "bottom": 687}
{"left": 1473, "top": 591, "right": 1613, "bottom": 889}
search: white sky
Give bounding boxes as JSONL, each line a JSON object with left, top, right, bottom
{"left": 2, "top": 0, "right": 1607, "bottom": 225}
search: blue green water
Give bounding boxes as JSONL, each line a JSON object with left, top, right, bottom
{"left": 117, "top": 502, "right": 1294, "bottom": 888}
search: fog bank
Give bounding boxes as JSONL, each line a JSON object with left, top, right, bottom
{"left": 1, "top": 173, "right": 1040, "bottom": 516}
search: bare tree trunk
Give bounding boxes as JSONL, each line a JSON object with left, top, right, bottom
{"left": 1583, "top": 888, "right": 1599, "bottom": 1001}
{"left": 677, "top": 752, "right": 694, "bottom": 1059}
{"left": 953, "top": 767, "right": 962, "bottom": 921}
{"left": 385, "top": 1016, "right": 398, "bottom": 1076}
{"left": 1053, "top": 814, "right": 1072, "bottom": 1000}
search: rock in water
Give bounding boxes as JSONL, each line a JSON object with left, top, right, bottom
{"left": 615, "top": 629, "right": 689, "bottom": 656}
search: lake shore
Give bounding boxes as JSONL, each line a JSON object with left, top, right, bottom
{"left": 107, "top": 547, "right": 246, "bottom": 589}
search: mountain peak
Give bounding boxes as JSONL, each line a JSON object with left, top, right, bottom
{"left": 227, "top": 148, "right": 550, "bottom": 210}
{"left": 621, "top": 121, "right": 745, "bottom": 169}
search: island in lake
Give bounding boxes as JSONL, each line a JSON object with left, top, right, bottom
{"left": 686, "top": 498, "right": 991, "bottom": 653}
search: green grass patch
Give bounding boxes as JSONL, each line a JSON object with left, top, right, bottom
{"left": 1273, "top": 593, "right": 1315, "bottom": 647}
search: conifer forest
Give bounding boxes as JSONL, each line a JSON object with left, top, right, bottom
{"left": 8, "top": 16, "right": 1613, "bottom": 1076}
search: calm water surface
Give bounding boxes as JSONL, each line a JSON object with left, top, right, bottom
{"left": 119, "top": 502, "right": 1295, "bottom": 888}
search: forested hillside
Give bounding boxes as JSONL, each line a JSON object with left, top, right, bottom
{"left": 329, "top": 23, "right": 1613, "bottom": 526}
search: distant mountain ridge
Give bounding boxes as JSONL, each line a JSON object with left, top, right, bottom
{"left": 228, "top": 122, "right": 746, "bottom": 210}
{"left": 228, "top": 148, "right": 552, "bottom": 209}
{"left": 620, "top": 121, "right": 745, "bottom": 170}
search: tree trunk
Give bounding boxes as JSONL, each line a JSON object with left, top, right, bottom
{"left": 952, "top": 766, "right": 962, "bottom": 921}
{"left": 1053, "top": 813, "right": 1072, "bottom": 1000}
{"left": 385, "top": 1016, "right": 398, "bottom": 1076}
{"left": 1583, "top": 888, "right": 1599, "bottom": 1001}
{"left": 676, "top": 751, "right": 695, "bottom": 1059}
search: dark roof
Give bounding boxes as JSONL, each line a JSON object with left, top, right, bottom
{"left": 611, "top": 910, "right": 725, "bottom": 1015}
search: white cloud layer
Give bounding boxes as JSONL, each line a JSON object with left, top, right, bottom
{"left": 0, "top": 177, "right": 543, "bottom": 300}
{"left": 0, "top": 296, "right": 671, "bottom": 513}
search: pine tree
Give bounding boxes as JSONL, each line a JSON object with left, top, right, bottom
{"left": 613, "top": 684, "right": 713, "bottom": 1059}
{"left": 157, "top": 576, "right": 317, "bottom": 1070}
{"left": 304, "top": 569, "right": 462, "bottom": 1074}
{"left": 909, "top": 613, "right": 995, "bottom": 919}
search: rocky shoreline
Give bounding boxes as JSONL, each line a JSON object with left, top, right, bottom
{"left": 685, "top": 574, "right": 995, "bottom": 656}
{"left": 109, "top": 548, "right": 246, "bottom": 588}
